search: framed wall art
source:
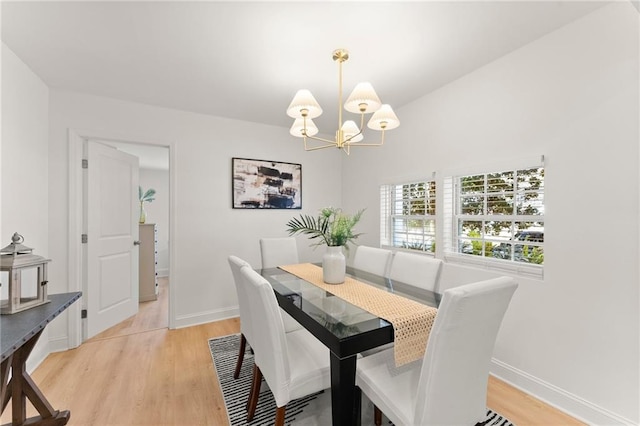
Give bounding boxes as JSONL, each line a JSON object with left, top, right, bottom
{"left": 232, "top": 157, "right": 302, "bottom": 209}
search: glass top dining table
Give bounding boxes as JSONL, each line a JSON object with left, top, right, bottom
{"left": 258, "top": 264, "right": 441, "bottom": 426}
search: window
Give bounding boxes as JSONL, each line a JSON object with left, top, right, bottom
{"left": 381, "top": 180, "right": 436, "bottom": 253}
{"left": 444, "top": 166, "right": 544, "bottom": 270}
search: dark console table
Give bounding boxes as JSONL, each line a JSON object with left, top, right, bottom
{"left": 1, "top": 292, "right": 81, "bottom": 425}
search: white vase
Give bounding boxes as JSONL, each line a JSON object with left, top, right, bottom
{"left": 139, "top": 202, "right": 146, "bottom": 224}
{"left": 322, "top": 246, "right": 346, "bottom": 284}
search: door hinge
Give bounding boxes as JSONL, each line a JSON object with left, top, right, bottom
{"left": 82, "top": 159, "right": 88, "bottom": 169}
{"left": 81, "top": 309, "right": 87, "bottom": 319}
{"left": 81, "top": 234, "right": 88, "bottom": 244}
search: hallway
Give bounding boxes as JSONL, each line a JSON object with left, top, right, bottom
{"left": 89, "top": 277, "right": 169, "bottom": 342}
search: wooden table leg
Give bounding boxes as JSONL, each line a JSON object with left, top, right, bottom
{"left": 2, "top": 329, "right": 71, "bottom": 426}
{"left": 1, "top": 355, "right": 12, "bottom": 414}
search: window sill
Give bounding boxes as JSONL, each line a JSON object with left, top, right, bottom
{"left": 443, "top": 252, "right": 543, "bottom": 280}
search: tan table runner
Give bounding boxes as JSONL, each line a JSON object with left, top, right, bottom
{"left": 279, "top": 263, "right": 437, "bottom": 366}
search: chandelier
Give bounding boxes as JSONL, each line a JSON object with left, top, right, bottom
{"left": 286, "top": 49, "right": 400, "bottom": 155}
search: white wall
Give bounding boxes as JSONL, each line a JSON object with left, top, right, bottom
{"left": 1, "top": 42, "right": 52, "bottom": 369}
{"left": 4, "top": 3, "right": 638, "bottom": 423}
{"left": 140, "top": 167, "right": 169, "bottom": 276}
{"left": 341, "top": 4, "right": 639, "bottom": 424}
{"left": 47, "top": 90, "right": 342, "bottom": 330}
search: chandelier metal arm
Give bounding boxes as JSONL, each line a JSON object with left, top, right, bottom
{"left": 303, "top": 133, "right": 338, "bottom": 145}
{"left": 346, "top": 139, "right": 385, "bottom": 147}
{"left": 342, "top": 114, "right": 382, "bottom": 146}
{"left": 341, "top": 113, "right": 365, "bottom": 144}
{"left": 338, "top": 55, "right": 344, "bottom": 131}
{"left": 301, "top": 114, "right": 386, "bottom": 149}
{"left": 302, "top": 134, "right": 340, "bottom": 151}
{"left": 304, "top": 141, "right": 340, "bottom": 152}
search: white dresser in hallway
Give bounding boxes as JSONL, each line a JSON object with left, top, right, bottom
{"left": 139, "top": 223, "right": 158, "bottom": 302}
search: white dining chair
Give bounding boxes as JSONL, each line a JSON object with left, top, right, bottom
{"left": 227, "top": 255, "right": 255, "bottom": 380}
{"left": 389, "top": 251, "right": 443, "bottom": 293}
{"left": 352, "top": 245, "right": 392, "bottom": 277}
{"left": 228, "top": 254, "right": 305, "bottom": 380}
{"left": 356, "top": 276, "right": 518, "bottom": 426}
{"left": 240, "top": 266, "right": 331, "bottom": 426}
{"left": 259, "top": 237, "right": 304, "bottom": 333}
{"left": 361, "top": 252, "right": 444, "bottom": 358}
{"left": 260, "top": 237, "right": 299, "bottom": 268}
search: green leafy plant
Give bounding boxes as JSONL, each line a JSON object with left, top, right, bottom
{"left": 138, "top": 186, "right": 156, "bottom": 224}
{"left": 286, "top": 207, "right": 364, "bottom": 250}
{"left": 139, "top": 186, "right": 156, "bottom": 204}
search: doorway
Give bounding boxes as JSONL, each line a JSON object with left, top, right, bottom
{"left": 91, "top": 141, "right": 170, "bottom": 340}
{"left": 67, "top": 129, "right": 175, "bottom": 347}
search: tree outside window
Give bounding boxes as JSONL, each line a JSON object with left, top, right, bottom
{"left": 456, "top": 168, "right": 544, "bottom": 264}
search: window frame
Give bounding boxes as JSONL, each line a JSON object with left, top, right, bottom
{"left": 380, "top": 179, "right": 437, "bottom": 254}
{"left": 442, "top": 159, "right": 545, "bottom": 278}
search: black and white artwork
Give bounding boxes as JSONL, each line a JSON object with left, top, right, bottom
{"left": 232, "top": 158, "right": 302, "bottom": 209}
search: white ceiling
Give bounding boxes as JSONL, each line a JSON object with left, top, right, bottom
{"left": 2, "top": 1, "right": 609, "bottom": 137}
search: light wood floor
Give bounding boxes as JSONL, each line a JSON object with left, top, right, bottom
{"left": 2, "top": 278, "right": 584, "bottom": 425}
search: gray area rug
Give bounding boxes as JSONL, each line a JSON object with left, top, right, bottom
{"left": 209, "top": 334, "right": 515, "bottom": 426}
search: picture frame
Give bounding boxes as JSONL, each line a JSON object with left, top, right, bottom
{"left": 232, "top": 157, "right": 302, "bottom": 209}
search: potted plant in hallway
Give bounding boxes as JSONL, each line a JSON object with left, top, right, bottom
{"left": 286, "top": 207, "right": 364, "bottom": 284}
{"left": 138, "top": 186, "right": 156, "bottom": 224}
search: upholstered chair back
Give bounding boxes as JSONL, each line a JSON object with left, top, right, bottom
{"left": 352, "top": 245, "right": 392, "bottom": 277}
{"left": 415, "top": 276, "right": 518, "bottom": 425}
{"left": 260, "top": 237, "right": 299, "bottom": 269}
{"left": 228, "top": 255, "right": 253, "bottom": 341}
{"left": 389, "top": 252, "right": 443, "bottom": 293}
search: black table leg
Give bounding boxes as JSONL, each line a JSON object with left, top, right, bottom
{"left": 330, "top": 353, "right": 360, "bottom": 426}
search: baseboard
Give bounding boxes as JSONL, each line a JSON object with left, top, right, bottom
{"left": 48, "top": 335, "right": 71, "bottom": 353}
{"left": 490, "top": 358, "right": 637, "bottom": 426}
{"left": 173, "top": 306, "right": 239, "bottom": 329}
{"left": 24, "top": 334, "right": 69, "bottom": 375}
{"left": 26, "top": 342, "right": 49, "bottom": 375}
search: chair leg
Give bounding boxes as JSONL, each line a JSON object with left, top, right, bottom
{"left": 274, "top": 406, "right": 286, "bottom": 426}
{"left": 233, "top": 333, "right": 247, "bottom": 379}
{"left": 247, "top": 364, "right": 263, "bottom": 422}
{"left": 374, "top": 404, "right": 382, "bottom": 426}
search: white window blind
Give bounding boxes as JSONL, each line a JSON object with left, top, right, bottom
{"left": 443, "top": 159, "right": 545, "bottom": 277}
{"left": 380, "top": 180, "right": 436, "bottom": 253}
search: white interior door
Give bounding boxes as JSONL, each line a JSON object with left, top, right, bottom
{"left": 86, "top": 141, "right": 139, "bottom": 339}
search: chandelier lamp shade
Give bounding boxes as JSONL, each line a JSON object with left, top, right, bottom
{"left": 287, "top": 49, "right": 400, "bottom": 155}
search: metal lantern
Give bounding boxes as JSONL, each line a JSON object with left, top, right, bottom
{"left": 0, "top": 232, "right": 51, "bottom": 314}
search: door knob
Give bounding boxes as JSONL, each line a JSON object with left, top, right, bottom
{"left": 133, "top": 240, "right": 141, "bottom": 246}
